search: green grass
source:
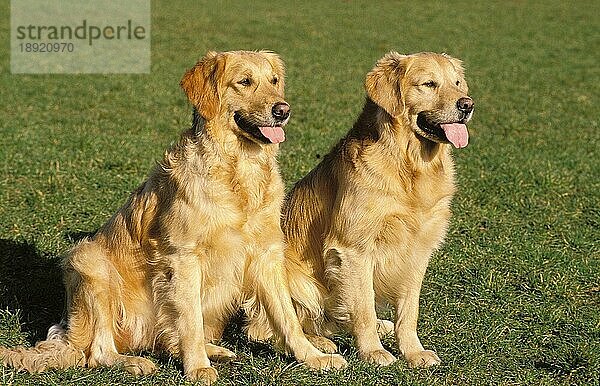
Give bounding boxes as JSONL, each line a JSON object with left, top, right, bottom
{"left": 1, "top": 0, "right": 599, "bottom": 384}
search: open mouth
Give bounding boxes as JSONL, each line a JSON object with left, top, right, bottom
{"left": 234, "top": 112, "right": 286, "bottom": 144}
{"left": 416, "top": 113, "right": 469, "bottom": 149}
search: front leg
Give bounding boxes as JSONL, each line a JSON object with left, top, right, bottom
{"left": 394, "top": 278, "right": 441, "bottom": 368}
{"left": 170, "top": 249, "right": 218, "bottom": 384}
{"left": 324, "top": 246, "right": 396, "bottom": 366}
{"left": 246, "top": 244, "right": 347, "bottom": 370}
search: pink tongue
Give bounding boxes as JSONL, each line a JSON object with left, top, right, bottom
{"left": 259, "top": 126, "right": 285, "bottom": 143}
{"left": 440, "top": 123, "right": 469, "bottom": 148}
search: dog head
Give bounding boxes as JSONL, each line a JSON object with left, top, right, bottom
{"left": 365, "top": 51, "right": 474, "bottom": 148}
{"left": 181, "top": 50, "right": 289, "bottom": 144}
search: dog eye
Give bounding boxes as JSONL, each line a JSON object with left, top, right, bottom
{"left": 238, "top": 78, "right": 252, "bottom": 86}
{"left": 271, "top": 77, "right": 279, "bottom": 85}
{"left": 456, "top": 80, "right": 460, "bottom": 86}
{"left": 423, "top": 81, "right": 437, "bottom": 88}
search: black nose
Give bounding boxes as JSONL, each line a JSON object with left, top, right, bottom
{"left": 272, "top": 102, "right": 290, "bottom": 121}
{"left": 456, "top": 97, "right": 474, "bottom": 114}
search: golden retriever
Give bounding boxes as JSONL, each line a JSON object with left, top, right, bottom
{"left": 0, "top": 50, "right": 346, "bottom": 383}
{"left": 249, "top": 52, "right": 474, "bottom": 368}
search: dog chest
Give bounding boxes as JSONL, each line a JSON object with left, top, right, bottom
{"left": 375, "top": 200, "right": 451, "bottom": 253}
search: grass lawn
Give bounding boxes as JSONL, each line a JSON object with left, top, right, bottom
{"left": 1, "top": 0, "right": 599, "bottom": 385}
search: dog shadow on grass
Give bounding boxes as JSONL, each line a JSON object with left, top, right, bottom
{"left": 0, "top": 238, "right": 66, "bottom": 342}
{"left": 0, "top": 231, "right": 96, "bottom": 343}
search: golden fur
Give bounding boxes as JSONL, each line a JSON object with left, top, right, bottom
{"left": 248, "top": 52, "right": 474, "bottom": 368}
{"left": 0, "top": 50, "right": 346, "bottom": 383}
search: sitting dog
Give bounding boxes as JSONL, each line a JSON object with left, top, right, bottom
{"left": 0, "top": 50, "right": 346, "bottom": 383}
{"left": 250, "top": 51, "right": 474, "bottom": 368}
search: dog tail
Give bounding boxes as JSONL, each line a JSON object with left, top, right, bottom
{"left": 0, "top": 323, "right": 86, "bottom": 373}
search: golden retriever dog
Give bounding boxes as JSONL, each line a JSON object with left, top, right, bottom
{"left": 249, "top": 52, "right": 474, "bottom": 368}
{"left": 0, "top": 50, "right": 346, "bottom": 383}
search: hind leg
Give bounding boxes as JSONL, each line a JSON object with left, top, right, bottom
{"left": 202, "top": 320, "right": 237, "bottom": 362}
{"left": 85, "top": 319, "right": 156, "bottom": 375}
{"left": 205, "top": 344, "right": 236, "bottom": 362}
{"left": 66, "top": 241, "right": 156, "bottom": 375}
{"left": 377, "top": 319, "right": 395, "bottom": 338}
{"left": 306, "top": 335, "right": 337, "bottom": 354}
{"left": 70, "top": 277, "right": 156, "bottom": 375}
{"left": 305, "top": 322, "right": 340, "bottom": 354}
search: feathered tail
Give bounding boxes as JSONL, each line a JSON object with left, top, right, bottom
{"left": 0, "top": 324, "right": 86, "bottom": 373}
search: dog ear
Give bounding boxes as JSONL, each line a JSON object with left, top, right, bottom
{"left": 365, "top": 52, "right": 409, "bottom": 117}
{"left": 180, "top": 51, "right": 225, "bottom": 120}
{"left": 260, "top": 50, "right": 286, "bottom": 89}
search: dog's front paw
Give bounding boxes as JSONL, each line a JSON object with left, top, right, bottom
{"left": 186, "top": 366, "right": 218, "bottom": 384}
{"left": 303, "top": 353, "right": 347, "bottom": 370}
{"left": 405, "top": 350, "right": 441, "bottom": 368}
{"left": 361, "top": 349, "right": 397, "bottom": 366}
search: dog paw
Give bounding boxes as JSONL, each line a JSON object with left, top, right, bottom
{"left": 122, "top": 356, "right": 157, "bottom": 376}
{"left": 186, "top": 366, "right": 218, "bottom": 384}
{"left": 206, "top": 343, "right": 236, "bottom": 362}
{"left": 406, "top": 350, "right": 441, "bottom": 368}
{"left": 307, "top": 335, "right": 338, "bottom": 354}
{"left": 361, "top": 349, "right": 397, "bottom": 366}
{"left": 303, "top": 353, "right": 348, "bottom": 370}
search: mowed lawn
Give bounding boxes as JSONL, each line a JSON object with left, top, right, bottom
{"left": 0, "top": 1, "right": 598, "bottom": 385}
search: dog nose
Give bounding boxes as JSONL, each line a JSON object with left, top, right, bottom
{"left": 272, "top": 102, "right": 290, "bottom": 121}
{"left": 456, "top": 97, "right": 474, "bottom": 114}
